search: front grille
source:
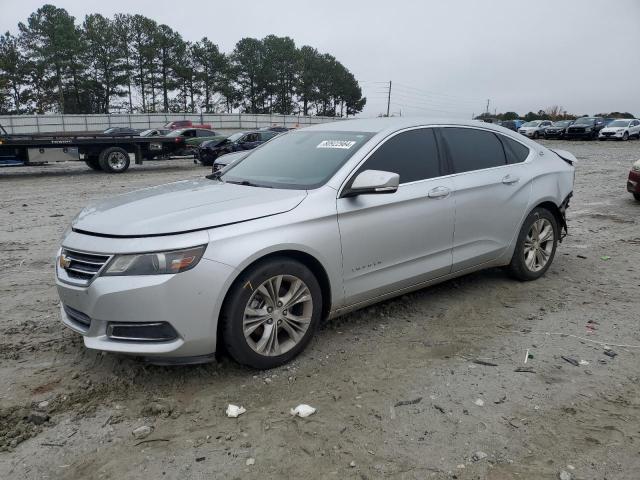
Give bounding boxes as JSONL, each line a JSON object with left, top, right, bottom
{"left": 602, "top": 132, "right": 615, "bottom": 137}
{"left": 60, "top": 248, "right": 110, "bottom": 285}
{"left": 63, "top": 304, "right": 91, "bottom": 332}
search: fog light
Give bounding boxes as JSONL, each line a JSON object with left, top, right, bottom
{"left": 106, "top": 322, "right": 178, "bottom": 342}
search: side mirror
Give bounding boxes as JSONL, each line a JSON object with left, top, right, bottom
{"left": 342, "top": 170, "right": 400, "bottom": 198}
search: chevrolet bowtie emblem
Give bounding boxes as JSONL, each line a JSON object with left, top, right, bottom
{"left": 59, "top": 254, "right": 71, "bottom": 269}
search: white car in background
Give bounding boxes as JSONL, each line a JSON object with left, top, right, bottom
{"left": 518, "top": 120, "right": 553, "bottom": 139}
{"left": 598, "top": 119, "right": 640, "bottom": 141}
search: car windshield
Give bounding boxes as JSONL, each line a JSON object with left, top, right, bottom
{"left": 608, "top": 120, "right": 630, "bottom": 127}
{"left": 553, "top": 121, "right": 571, "bottom": 127}
{"left": 139, "top": 129, "right": 156, "bottom": 136}
{"left": 574, "top": 117, "right": 595, "bottom": 125}
{"left": 522, "top": 121, "right": 541, "bottom": 127}
{"left": 103, "top": 128, "right": 118, "bottom": 134}
{"left": 227, "top": 132, "right": 244, "bottom": 142}
{"left": 219, "top": 130, "right": 374, "bottom": 189}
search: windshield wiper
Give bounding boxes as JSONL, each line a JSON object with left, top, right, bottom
{"left": 225, "top": 179, "right": 272, "bottom": 188}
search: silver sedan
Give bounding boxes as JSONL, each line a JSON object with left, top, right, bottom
{"left": 56, "top": 118, "right": 575, "bottom": 369}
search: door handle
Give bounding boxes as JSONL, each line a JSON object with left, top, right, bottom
{"left": 427, "top": 186, "right": 451, "bottom": 199}
{"left": 502, "top": 174, "right": 520, "bottom": 185}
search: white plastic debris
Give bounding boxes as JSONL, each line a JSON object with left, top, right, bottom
{"left": 225, "top": 404, "right": 246, "bottom": 418}
{"left": 132, "top": 425, "right": 153, "bottom": 440}
{"left": 474, "top": 398, "right": 485, "bottom": 407}
{"left": 246, "top": 458, "right": 255, "bottom": 466}
{"left": 290, "top": 404, "right": 316, "bottom": 417}
{"left": 559, "top": 470, "right": 572, "bottom": 480}
{"left": 579, "top": 360, "right": 589, "bottom": 365}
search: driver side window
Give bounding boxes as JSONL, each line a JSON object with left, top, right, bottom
{"left": 355, "top": 128, "right": 441, "bottom": 184}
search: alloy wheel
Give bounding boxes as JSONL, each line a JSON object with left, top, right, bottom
{"left": 242, "top": 275, "right": 313, "bottom": 356}
{"left": 107, "top": 151, "right": 128, "bottom": 171}
{"left": 523, "top": 218, "right": 554, "bottom": 272}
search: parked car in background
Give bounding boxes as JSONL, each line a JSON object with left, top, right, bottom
{"left": 499, "top": 120, "right": 518, "bottom": 131}
{"left": 140, "top": 128, "right": 170, "bottom": 137}
{"left": 102, "top": 127, "right": 140, "bottom": 136}
{"left": 599, "top": 119, "right": 640, "bottom": 141}
{"left": 197, "top": 130, "right": 279, "bottom": 166}
{"left": 164, "top": 120, "right": 213, "bottom": 130}
{"left": 55, "top": 118, "right": 575, "bottom": 369}
{"left": 518, "top": 120, "right": 553, "bottom": 139}
{"left": 565, "top": 117, "right": 606, "bottom": 140}
{"left": 166, "top": 128, "right": 220, "bottom": 145}
{"left": 211, "top": 150, "right": 250, "bottom": 173}
{"left": 260, "top": 126, "right": 292, "bottom": 132}
{"left": 544, "top": 120, "right": 574, "bottom": 139}
{"left": 628, "top": 160, "right": 640, "bottom": 201}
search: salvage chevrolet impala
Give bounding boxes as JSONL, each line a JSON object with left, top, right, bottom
{"left": 56, "top": 118, "right": 575, "bottom": 369}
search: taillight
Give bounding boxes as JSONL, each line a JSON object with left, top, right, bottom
{"left": 174, "top": 137, "right": 184, "bottom": 143}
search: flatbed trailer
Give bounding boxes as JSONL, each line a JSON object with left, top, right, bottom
{"left": 0, "top": 124, "right": 187, "bottom": 173}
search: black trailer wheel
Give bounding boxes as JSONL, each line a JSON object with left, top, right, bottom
{"left": 85, "top": 155, "right": 101, "bottom": 171}
{"left": 98, "top": 147, "right": 130, "bottom": 173}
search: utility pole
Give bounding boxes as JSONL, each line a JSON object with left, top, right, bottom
{"left": 386, "top": 81, "right": 392, "bottom": 117}
{"left": 485, "top": 99, "right": 490, "bottom": 115}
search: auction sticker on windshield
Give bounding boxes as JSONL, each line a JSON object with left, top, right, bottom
{"left": 317, "top": 140, "right": 357, "bottom": 149}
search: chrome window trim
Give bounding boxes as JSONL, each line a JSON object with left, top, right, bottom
{"left": 336, "top": 124, "right": 534, "bottom": 198}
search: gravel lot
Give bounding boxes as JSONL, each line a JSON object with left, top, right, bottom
{"left": 1, "top": 140, "right": 639, "bottom": 480}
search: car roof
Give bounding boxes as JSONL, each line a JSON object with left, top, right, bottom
{"left": 303, "top": 117, "right": 536, "bottom": 136}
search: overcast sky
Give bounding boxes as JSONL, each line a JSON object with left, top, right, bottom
{"left": 1, "top": 0, "right": 638, "bottom": 118}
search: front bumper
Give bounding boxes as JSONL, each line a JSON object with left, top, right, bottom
{"left": 56, "top": 236, "right": 236, "bottom": 359}
{"left": 599, "top": 131, "right": 624, "bottom": 139}
{"left": 565, "top": 130, "right": 593, "bottom": 139}
{"left": 628, "top": 170, "right": 640, "bottom": 194}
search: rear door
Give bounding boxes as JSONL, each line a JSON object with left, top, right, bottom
{"left": 439, "top": 127, "right": 532, "bottom": 272}
{"left": 337, "top": 127, "right": 455, "bottom": 306}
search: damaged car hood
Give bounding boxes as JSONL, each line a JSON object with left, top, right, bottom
{"left": 72, "top": 179, "right": 307, "bottom": 237}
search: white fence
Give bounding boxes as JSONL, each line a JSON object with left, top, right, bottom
{"left": 0, "top": 113, "right": 341, "bottom": 135}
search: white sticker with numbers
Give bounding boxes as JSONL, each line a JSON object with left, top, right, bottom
{"left": 316, "top": 140, "right": 356, "bottom": 149}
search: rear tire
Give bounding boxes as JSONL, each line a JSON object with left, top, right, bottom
{"left": 533, "top": 131, "right": 539, "bottom": 139}
{"left": 98, "top": 147, "right": 130, "bottom": 173}
{"left": 221, "top": 257, "right": 322, "bottom": 369}
{"left": 508, "top": 207, "right": 558, "bottom": 281}
{"left": 634, "top": 193, "right": 640, "bottom": 202}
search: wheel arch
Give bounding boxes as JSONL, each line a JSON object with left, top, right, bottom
{"left": 216, "top": 248, "right": 334, "bottom": 350}
{"left": 533, "top": 200, "right": 563, "bottom": 231}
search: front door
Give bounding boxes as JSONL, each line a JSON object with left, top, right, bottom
{"left": 337, "top": 127, "right": 455, "bottom": 306}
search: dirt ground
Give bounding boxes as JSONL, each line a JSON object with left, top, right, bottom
{"left": 0, "top": 139, "right": 639, "bottom": 480}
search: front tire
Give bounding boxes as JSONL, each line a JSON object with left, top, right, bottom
{"left": 98, "top": 147, "right": 130, "bottom": 173}
{"left": 221, "top": 257, "right": 322, "bottom": 369}
{"left": 533, "top": 131, "right": 539, "bottom": 139}
{"left": 508, "top": 208, "right": 558, "bottom": 281}
{"left": 622, "top": 132, "right": 629, "bottom": 141}
{"left": 634, "top": 193, "right": 640, "bottom": 202}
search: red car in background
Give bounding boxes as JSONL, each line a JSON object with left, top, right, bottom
{"left": 628, "top": 160, "right": 640, "bottom": 201}
{"left": 164, "top": 120, "right": 212, "bottom": 130}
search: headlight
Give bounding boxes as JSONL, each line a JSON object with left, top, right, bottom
{"left": 103, "top": 245, "right": 206, "bottom": 276}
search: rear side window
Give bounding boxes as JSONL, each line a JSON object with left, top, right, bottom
{"left": 499, "top": 135, "right": 530, "bottom": 164}
{"left": 358, "top": 128, "right": 441, "bottom": 183}
{"left": 441, "top": 127, "right": 506, "bottom": 173}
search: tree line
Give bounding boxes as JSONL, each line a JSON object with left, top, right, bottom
{"left": 0, "top": 4, "right": 366, "bottom": 117}
{"left": 476, "top": 106, "right": 636, "bottom": 122}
